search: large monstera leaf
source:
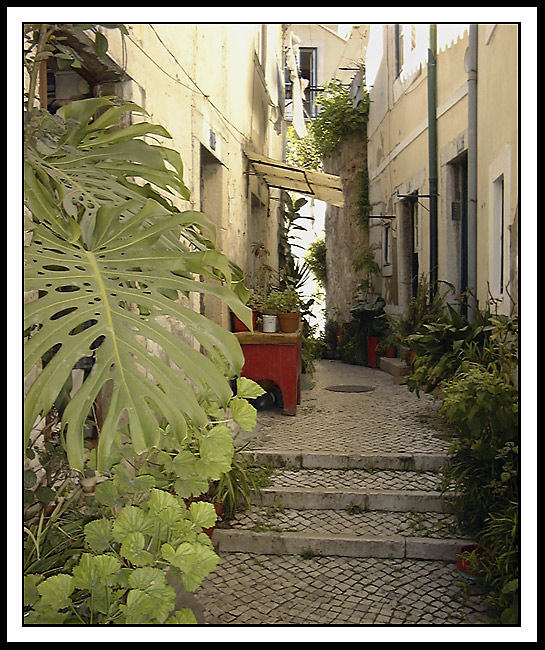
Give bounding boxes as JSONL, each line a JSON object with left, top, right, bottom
{"left": 24, "top": 98, "right": 252, "bottom": 472}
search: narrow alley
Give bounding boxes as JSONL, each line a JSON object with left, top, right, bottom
{"left": 192, "top": 360, "right": 492, "bottom": 627}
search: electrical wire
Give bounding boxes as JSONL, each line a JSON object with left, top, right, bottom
{"left": 125, "top": 26, "right": 248, "bottom": 145}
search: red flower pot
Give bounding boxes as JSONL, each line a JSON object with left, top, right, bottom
{"left": 456, "top": 544, "right": 487, "bottom": 580}
{"left": 367, "top": 336, "right": 380, "bottom": 368}
{"left": 232, "top": 310, "right": 258, "bottom": 332}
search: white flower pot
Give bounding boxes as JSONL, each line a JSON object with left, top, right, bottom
{"left": 262, "top": 314, "right": 278, "bottom": 333}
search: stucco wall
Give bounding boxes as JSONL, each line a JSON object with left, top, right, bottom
{"left": 98, "top": 24, "right": 287, "bottom": 325}
{"left": 367, "top": 23, "right": 518, "bottom": 314}
{"left": 324, "top": 130, "right": 368, "bottom": 323}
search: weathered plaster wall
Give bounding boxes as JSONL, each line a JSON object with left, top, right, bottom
{"left": 323, "top": 129, "right": 368, "bottom": 324}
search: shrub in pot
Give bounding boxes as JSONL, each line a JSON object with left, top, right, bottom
{"left": 231, "top": 290, "right": 264, "bottom": 331}
{"left": 263, "top": 287, "right": 301, "bottom": 333}
{"left": 350, "top": 296, "right": 388, "bottom": 368}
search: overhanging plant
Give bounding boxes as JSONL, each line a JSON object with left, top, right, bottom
{"left": 24, "top": 96, "right": 252, "bottom": 472}
{"left": 22, "top": 22, "right": 262, "bottom": 626}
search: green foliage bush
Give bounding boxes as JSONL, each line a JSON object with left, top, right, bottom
{"left": 403, "top": 293, "right": 519, "bottom": 624}
{"left": 312, "top": 79, "right": 369, "bottom": 159}
{"left": 286, "top": 79, "right": 369, "bottom": 165}
{"left": 305, "top": 238, "right": 327, "bottom": 289}
{"left": 23, "top": 24, "right": 265, "bottom": 625}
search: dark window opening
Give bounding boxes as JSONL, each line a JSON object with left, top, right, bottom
{"left": 299, "top": 47, "right": 318, "bottom": 119}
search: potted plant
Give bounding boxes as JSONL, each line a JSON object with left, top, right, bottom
{"left": 350, "top": 295, "right": 388, "bottom": 368}
{"left": 231, "top": 290, "right": 263, "bottom": 332}
{"left": 207, "top": 442, "right": 265, "bottom": 522}
{"left": 263, "top": 287, "right": 301, "bottom": 333}
{"left": 456, "top": 544, "right": 488, "bottom": 581}
{"left": 377, "top": 329, "right": 400, "bottom": 359}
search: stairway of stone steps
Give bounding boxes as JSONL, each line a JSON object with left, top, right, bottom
{"left": 194, "top": 362, "right": 491, "bottom": 626}
{"left": 213, "top": 451, "right": 474, "bottom": 562}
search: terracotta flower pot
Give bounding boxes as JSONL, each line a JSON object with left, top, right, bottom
{"left": 386, "top": 346, "right": 397, "bottom": 358}
{"left": 232, "top": 310, "right": 258, "bottom": 332}
{"left": 277, "top": 312, "right": 300, "bottom": 333}
{"left": 367, "top": 336, "right": 380, "bottom": 368}
{"left": 456, "top": 544, "right": 487, "bottom": 580}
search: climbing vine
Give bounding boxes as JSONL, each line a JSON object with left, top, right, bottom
{"left": 286, "top": 78, "right": 369, "bottom": 168}
{"left": 312, "top": 79, "right": 369, "bottom": 159}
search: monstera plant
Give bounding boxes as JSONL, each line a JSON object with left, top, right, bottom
{"left": 24, "top": 96, "right": 253, "bottom": 472}
{"left": 24, "top": 98, "right": 251, "bottom": 469}
{"left": 22, "top": 23, "right": 270, "bottom": 626}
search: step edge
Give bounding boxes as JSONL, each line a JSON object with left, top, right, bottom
{"left": 212, "top": 529, "right": 474, "bottom": 561}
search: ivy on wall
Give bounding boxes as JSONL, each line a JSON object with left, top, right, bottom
{"left": 286, "top": 79, "right": 369, "bottom": 167}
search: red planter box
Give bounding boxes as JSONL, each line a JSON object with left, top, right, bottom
{"left": 234, "top": 326, "right": 302, "bottom": 415}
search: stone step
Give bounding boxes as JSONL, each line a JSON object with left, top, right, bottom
{"left": 251, "top": 487, "right": 452, "bottom": 512}
{"left": 243, "top": 450, "right": 448, "bottom": 472}
{"left": 253, "top": 466, "right": 453, "bottom": 512}
{"left": 213, "top": 507, "right": 471, "bottom": 561}
{"left": 378, "top": 356, "right": 411, "bottom": 383}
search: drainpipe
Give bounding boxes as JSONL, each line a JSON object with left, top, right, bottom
{"left": 467, "top": 24, "right": 478, "bottom": 319}
{"left": 427, "top": 24, "right": 438, "bottom": 299}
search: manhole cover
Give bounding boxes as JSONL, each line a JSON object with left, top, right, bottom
{"left": 325, "top": 385, "right": 375, "bottom": 393}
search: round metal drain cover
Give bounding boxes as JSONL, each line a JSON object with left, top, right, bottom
{"left": 325, "top": 385, "right": 375, "bottom": 393}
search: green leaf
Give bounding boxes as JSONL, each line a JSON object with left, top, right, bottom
{"left": 236, "top": 376, "right": 266, "bottom": 400}
{"left": 161, "top": 541, "right": 219, "bottom": 592}
{"left": 94, "top": 479, "right": 123, "bottom": 508}
{"left": 125, "top": 567, "right": 176, "bottom": 623}
{"left": 35, "top": 486, "right": 56, "bottom": 504}
{"left": 36, "top": 574, "right": 74, "bottom": 610}
{"left": 166, "top": 608, "right": 198, "bottom": 624}
{"left": 174, "top": 475, "right": 211, "bottom": 499}
{"left": 24, "top": 204, "right": 244, "bottom": 470}
{"left": 147, "top": 488, "right": 186, "bottom": 529}
{"left": 120, "top": 531, "right": 155, "bottom": 566}
{"left": 188, "top": 501, "right": 217, "bottom": 530}
{"left": 24, "top": 469, "right": 37, "bottom": 489}
{"left": 121, "top": 588, "right": 157, "bottom": 624}
{"left": 84, "top": 518, "right": 112, "bottom": 552}
{"left": 112, "top": 506, "right": 154, "bottom": 542}
{"left": 94, "top": 31, "right": 108, "bottom": 58}
{"left": 23, "top": 574, "right": 42, "bottom": 607}
{"left": 24, "top": 100, "right": 248, "bottom": 471}
{"left": 72, "top": 553, "right": 120, "bottom": 590}
{"left": 112, "top": 463, "right": 156, "bottom": 495}
{"left": 229, "top": 396, "right": 258, "bottom": 432}
{"left": 196, "top": 425, "right": 234, "bottom": 480}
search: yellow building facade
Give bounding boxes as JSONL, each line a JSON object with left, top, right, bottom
{"left": 367, "top": 23, "right": 519, "bottom": 316}
{"left": 40, "top": 24, "right": 289, "bottom": 328}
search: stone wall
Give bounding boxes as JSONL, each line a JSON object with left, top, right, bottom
{"left": 323, "top": 129, "right": 368, "bottom": 324}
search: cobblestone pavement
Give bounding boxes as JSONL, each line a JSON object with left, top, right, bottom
{"left": 193, "top": 360, "right": 495, "bottom": 632}
{"left": 248, "top": 359, "right": 450, "bottom": 455}
{"left": 197, "top": 553, "right": 490, "bottom": 626}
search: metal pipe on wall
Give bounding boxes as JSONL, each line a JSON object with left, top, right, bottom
{"left": 467, "top": 24, "right": 478, "bottom": 319}
{"left": 427, "top": 24, "right": 438, "bottom": 299}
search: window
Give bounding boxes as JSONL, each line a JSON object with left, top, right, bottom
{"left": 394, "top": 24, "right": 404, "bottom": 77}
{"left": 383, "top": 224, "right": 391, "bottom": 266}
{"left": 299, "top": 47, "right": 318, "bottom": 118}
{"left": 493, "top": 175, "right": 506, "bottom": 295}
